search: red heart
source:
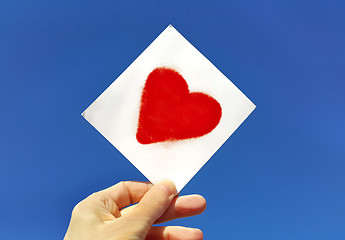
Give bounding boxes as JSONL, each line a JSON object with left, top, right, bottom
{"left": 136, "top": 67, "right": 222, "bottom": 144}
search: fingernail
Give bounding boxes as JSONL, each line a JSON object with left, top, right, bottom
{"left": 157, "top": 180, "right": 176, "bottom": 196}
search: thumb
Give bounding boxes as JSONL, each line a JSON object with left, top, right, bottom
{"left": 127, "top": 180, "right": 176, "bottom": 226}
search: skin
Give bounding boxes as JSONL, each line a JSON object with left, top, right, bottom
{"left": 64, "top": 180, "right": 206, "bottom": 240}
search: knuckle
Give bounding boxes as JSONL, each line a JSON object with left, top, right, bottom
{"left": 71, "top": 201, "right": 83, "bottom": 216}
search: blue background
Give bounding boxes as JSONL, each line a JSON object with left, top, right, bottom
{"left": 1, "top": 0, "right": 345, "bottom": 239}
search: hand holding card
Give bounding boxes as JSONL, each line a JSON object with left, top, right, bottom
{"left": 64, "top": 180, "right": 206, "bottom": 240}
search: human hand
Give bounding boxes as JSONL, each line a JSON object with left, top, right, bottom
{"left": 64, "top": 180, "right": 206, "bottom": 240}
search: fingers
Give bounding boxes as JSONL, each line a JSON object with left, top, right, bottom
{"left": 155, "top": 194, "right": 206, "bottom": 224}
{"left": 120, "top": 194, "right": 207, "bottom": 223}
{"left": 146, "top": 226, "right": 203, "bottom": 240}
{"left": 99, "top": 181, "right": 153, "bottom": 209}
{"left": 125, "top": 180, "right": 176, "bottom": 226}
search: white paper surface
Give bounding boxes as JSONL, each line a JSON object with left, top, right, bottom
{"left": 82, "top": 25, "right": 255, "bottom": 192}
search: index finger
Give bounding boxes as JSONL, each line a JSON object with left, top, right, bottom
{"left": 99, "top": 181, "right": 153, "bottom": 209}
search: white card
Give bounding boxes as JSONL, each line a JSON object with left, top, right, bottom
{"left": 82, "top": 25, "right": 255, "bottom": 192}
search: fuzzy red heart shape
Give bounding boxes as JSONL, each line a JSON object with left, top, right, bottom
{"left": 136, "top": 67, "right": 222, "bottom": 144}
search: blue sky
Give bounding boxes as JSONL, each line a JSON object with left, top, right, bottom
{"left": 1, "top": 0, "right": 345, "bottom": 239}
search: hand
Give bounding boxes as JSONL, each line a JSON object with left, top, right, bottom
{"left": 64, "top": 180, "right": 206, "bottom": 240}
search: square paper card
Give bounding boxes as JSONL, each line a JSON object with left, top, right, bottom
{"left": 82, "top": 25, "right": 255, "bottom": 192}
